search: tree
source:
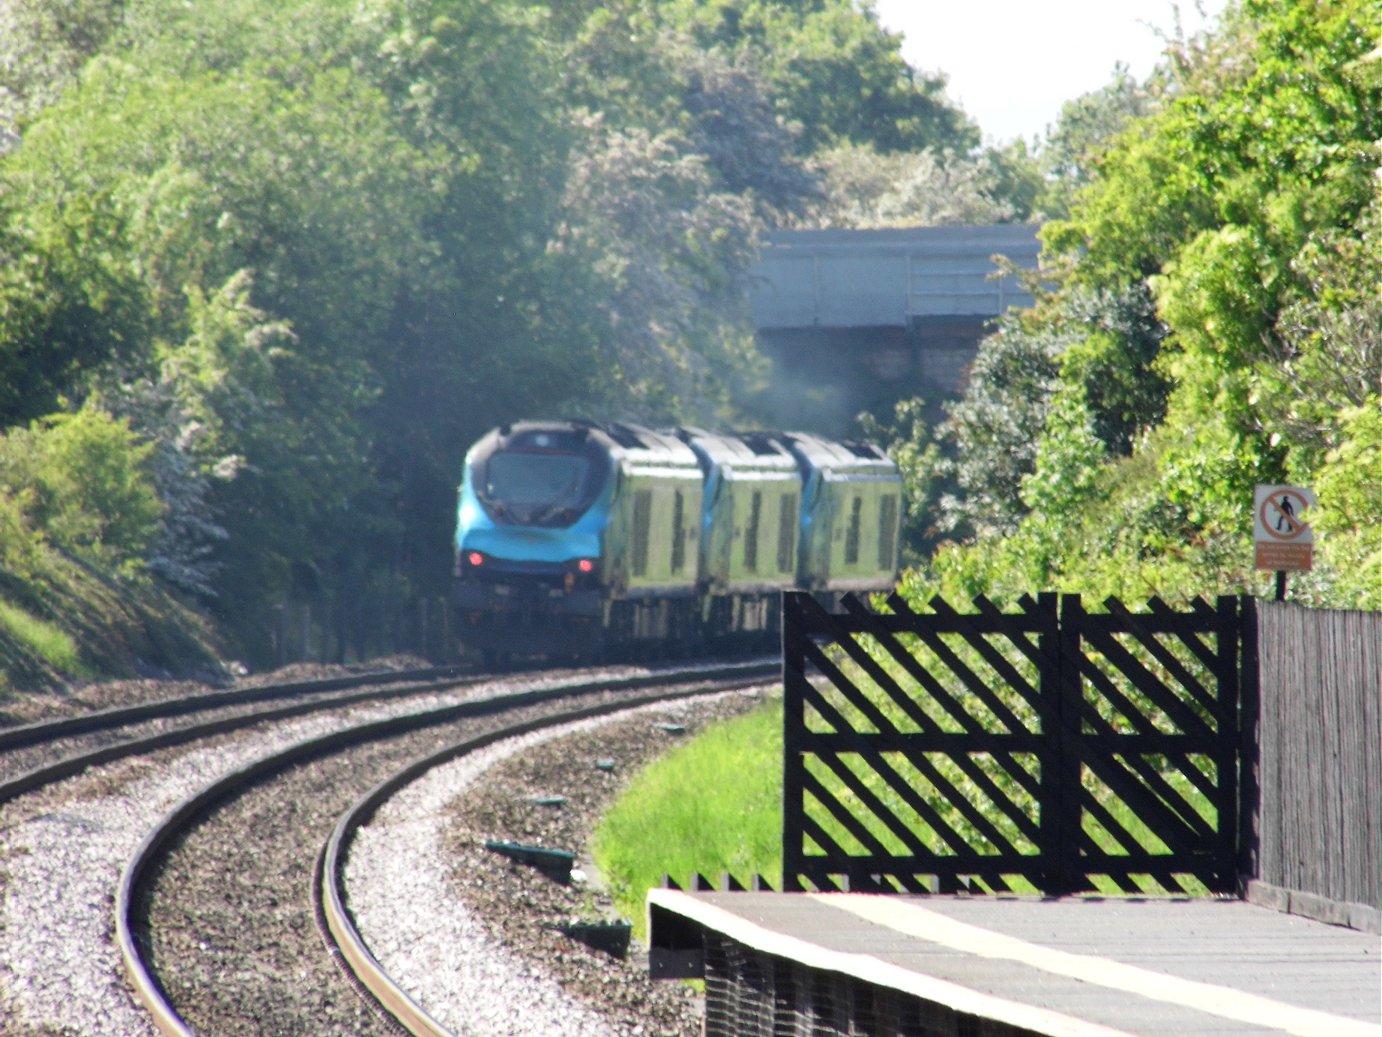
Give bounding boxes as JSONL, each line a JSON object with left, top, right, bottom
{"left": 1036, "top": 63, "right": 1155, "bottom": 218}
{"left": 660, "top": 0, "right": 978, "bottom": 155}
{"left": 679, "top": 45, "right": 822, "bottom": 222}
{"left": 1056, "top": 282, "right": 1171, "bottom": 455}
{"left": 0, "top": 54, "right": 438, "bottom": 646}
{"left": 898, "top": 0, "right": 1382, "bottom": 611}
{"left": 0, "top": 192, "right": 151, "bottom": 425}
{"left": 932, "top": 315, "right": 1073, "bottom": 538}
{"left": 805, "top": 143, "right": 1020, "bottom": 228}
{"left": 553, "top": 114, "right": 760, "bottom": 423}
{"left": 0, "top": 0, "right": 124, "bottom": 146}
{"left": 0, "top": 406, "right": 161, "bottom": 574}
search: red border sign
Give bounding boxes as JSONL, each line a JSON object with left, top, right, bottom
{"left": 1253, "top": 485, "right": 1315, "bottom": 571}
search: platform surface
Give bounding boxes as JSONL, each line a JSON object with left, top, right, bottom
{"left": 648, "top": 890, "right": 1381, "bottom": 1037}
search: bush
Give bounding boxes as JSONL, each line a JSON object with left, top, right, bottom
{"left": 0, "top": 406, "right": 162, "bottom": 574}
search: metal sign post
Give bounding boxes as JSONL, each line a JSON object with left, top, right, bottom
{"left": 1253, "top": 485, "right": 1316, "bottom": 600}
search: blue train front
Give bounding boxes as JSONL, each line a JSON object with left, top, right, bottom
{"left": 452, "top": 420, "right": 704, "bottom": 661}
{"left": 452, "top": 419, "right": 902, "bottom": 662}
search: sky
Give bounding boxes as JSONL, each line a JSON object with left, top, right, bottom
{"left": 872, "top": 0, "right": 1230, "bottom": 145}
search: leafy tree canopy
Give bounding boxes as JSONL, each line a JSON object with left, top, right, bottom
{"left": 633, "top": 0, "right": 979, "bottom": 155}
{"left": 891, "top": 0, "right": 1382, "bottom": 610}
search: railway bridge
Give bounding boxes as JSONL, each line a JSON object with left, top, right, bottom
{"left": 748, "top": 223, "right": 1041, "bottom": 436}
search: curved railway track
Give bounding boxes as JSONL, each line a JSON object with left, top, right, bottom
{"left": 0, "top": 659, "right": 775, "bottom": 1036}
{"left": 0, "top": 665, "right": 472, "bottom": 800}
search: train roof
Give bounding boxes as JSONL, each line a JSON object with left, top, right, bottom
{"left": 478, "top": 420, "right": 697, "bottom": 464}
{"left": 676, "top": 428, "right": 799, "bottom": 476}
{"left": 591, "top": 421, "right": 699, "bottom": 468}
{"left": 776, "top": 431, "right": 899, "bottom": 479}
{"left": 472, "top": 421, "right": 895, "bottom": 480}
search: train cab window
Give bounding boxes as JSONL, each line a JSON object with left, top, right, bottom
{"left": 485, "top": 454, "right": 589, "bottom": 505}
{"left": 475, "top": 439, "right": 606, "bottom": 526}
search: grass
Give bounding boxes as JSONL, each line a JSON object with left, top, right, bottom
{"left": 593, "top": 697, "right": 784, "bottom": 935}
{"left": 0, "top": 597, "right": 81, "bottom": 674}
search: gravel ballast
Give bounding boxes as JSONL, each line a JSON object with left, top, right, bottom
{"left": 0, "top": 664, "right": 776, "bottom": 1036}
{"left": 344, "top": 689, "right": 772, "bottom": 1036}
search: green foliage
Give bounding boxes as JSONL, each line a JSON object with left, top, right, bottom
{"left": 0, "top": 0, "right": 1372, "bottom": 676}
{"left": 678, "top": 44, "right": 823, "bottom": 221}
{"left": 0, "top": 0, "right": 122, "bottom": 137}
{"left": 660, "top": 0, "right": 978, "bottom": 155}
{"left": 1019, "top": 383, "right": 1106, "bottom": 516}
{"left": 933, "top": 316, "right": 1072, "bottom": 538}
{"left": 1306, "top": 401, "right": 1382, "bottom": 610}
{"left": 555, "top": 116, "right": 761, "bottom": 423}
{"left": 0, "top": 192, "right": 153, "bottom": 425}
{"left": 894, "top": 0, "right": 1382, "bottom": 612}
{"left": 857, "top": 399, "right": 941, "bottom": 562}
{"left": 93, "top": 270, "right": 292, "bottom": 597}
{"left": 806, "top": 143, "right": 1021, "bottom": 228}
{"left": 0, "top": 488, "right": 45, "bottom": 584}
{"left": 0, "top": 407, "right": 161, "bottom": 573}
{"left": 1036, "top": 63, "right": 1154, "bottom": 219}
{"left": 1057, "top": 282, "right": 1171, "bottom": 455}
{"left": 1266, "top": 202, "right": 1382, "bottom": 479}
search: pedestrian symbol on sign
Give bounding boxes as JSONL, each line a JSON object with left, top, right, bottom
{"left": 1256, "top": 486, "right": 1313, "bottom": 545}
{"left": 1253, "top": 485, "right": 1316, "bottom": 596}
{"left": 1272, "top": 494, "right": 1297, "bottom": 533}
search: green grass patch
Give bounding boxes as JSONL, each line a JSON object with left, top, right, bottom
{"left": 594, "top": 697, "right": 784, "bottom": 935}
{"left": 0, "top": 597, "right": 81, "bottom": 673}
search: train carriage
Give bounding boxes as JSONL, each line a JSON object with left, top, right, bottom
{"left": 779, "top": 432, "right": 902, "bottom": 593}
{"left": 452, "top": 419, "right": 903, "bottom": 662}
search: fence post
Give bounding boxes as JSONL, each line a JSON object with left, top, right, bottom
{"left": 1053, "top": 593, "right": 1086, "bottom": 895}
{"left": 1036, "top": 592, "right": 1072, "bottom": 894}
{"left": 781, "top": 592, "right": 809, "bottom": 892}
{"left": 1237, "top": 595, "right": 1261, "bottom": 889}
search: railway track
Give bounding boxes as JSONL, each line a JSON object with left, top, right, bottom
{"left": 0, "top": 659, "right": 776, "bottom": 1036}
{"left": 0, "top": 665, "right": 473, "bottom": 797}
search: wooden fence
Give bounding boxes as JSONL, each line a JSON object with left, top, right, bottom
{"left": 782, "top": 591, "right": 1248, "bottom": 896}
{"left": 1251, "top": 601, "right": 1381, "bottom": 924}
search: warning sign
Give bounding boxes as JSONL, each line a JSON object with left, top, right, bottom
{"left": 1253, "top": 485, "right": 1316, "bottom": 571}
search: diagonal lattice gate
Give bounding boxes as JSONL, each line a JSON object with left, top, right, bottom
{"left": 781, "top": 590, "right": 1252, "bottom": 895}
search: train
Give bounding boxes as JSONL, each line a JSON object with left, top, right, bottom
{"left": 451, "top": 419, "right": 902, "bottom": 662}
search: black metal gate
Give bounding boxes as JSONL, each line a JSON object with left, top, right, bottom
{"left": 782, "top": 591, "right": 1252, "bottom": 895}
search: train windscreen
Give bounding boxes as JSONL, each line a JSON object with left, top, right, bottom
{"left": 485, "top": 453, "right": 589, "bottom": 506}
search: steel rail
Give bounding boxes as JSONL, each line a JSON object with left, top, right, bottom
{"left": 0, "top": 665, "right": 466, "bottom": 752}
{"left": 318, "top": 663, "right": 776, "bottom": 1036}
{"left": 115, "top": 660, "right": 776, "bottom": 1036}
{"left": 0, "top": 671, "right": 482, "bottom": 806}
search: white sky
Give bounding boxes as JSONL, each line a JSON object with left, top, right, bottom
{"left": 872, "top": 0, "right": 1230, "bottom": 144}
